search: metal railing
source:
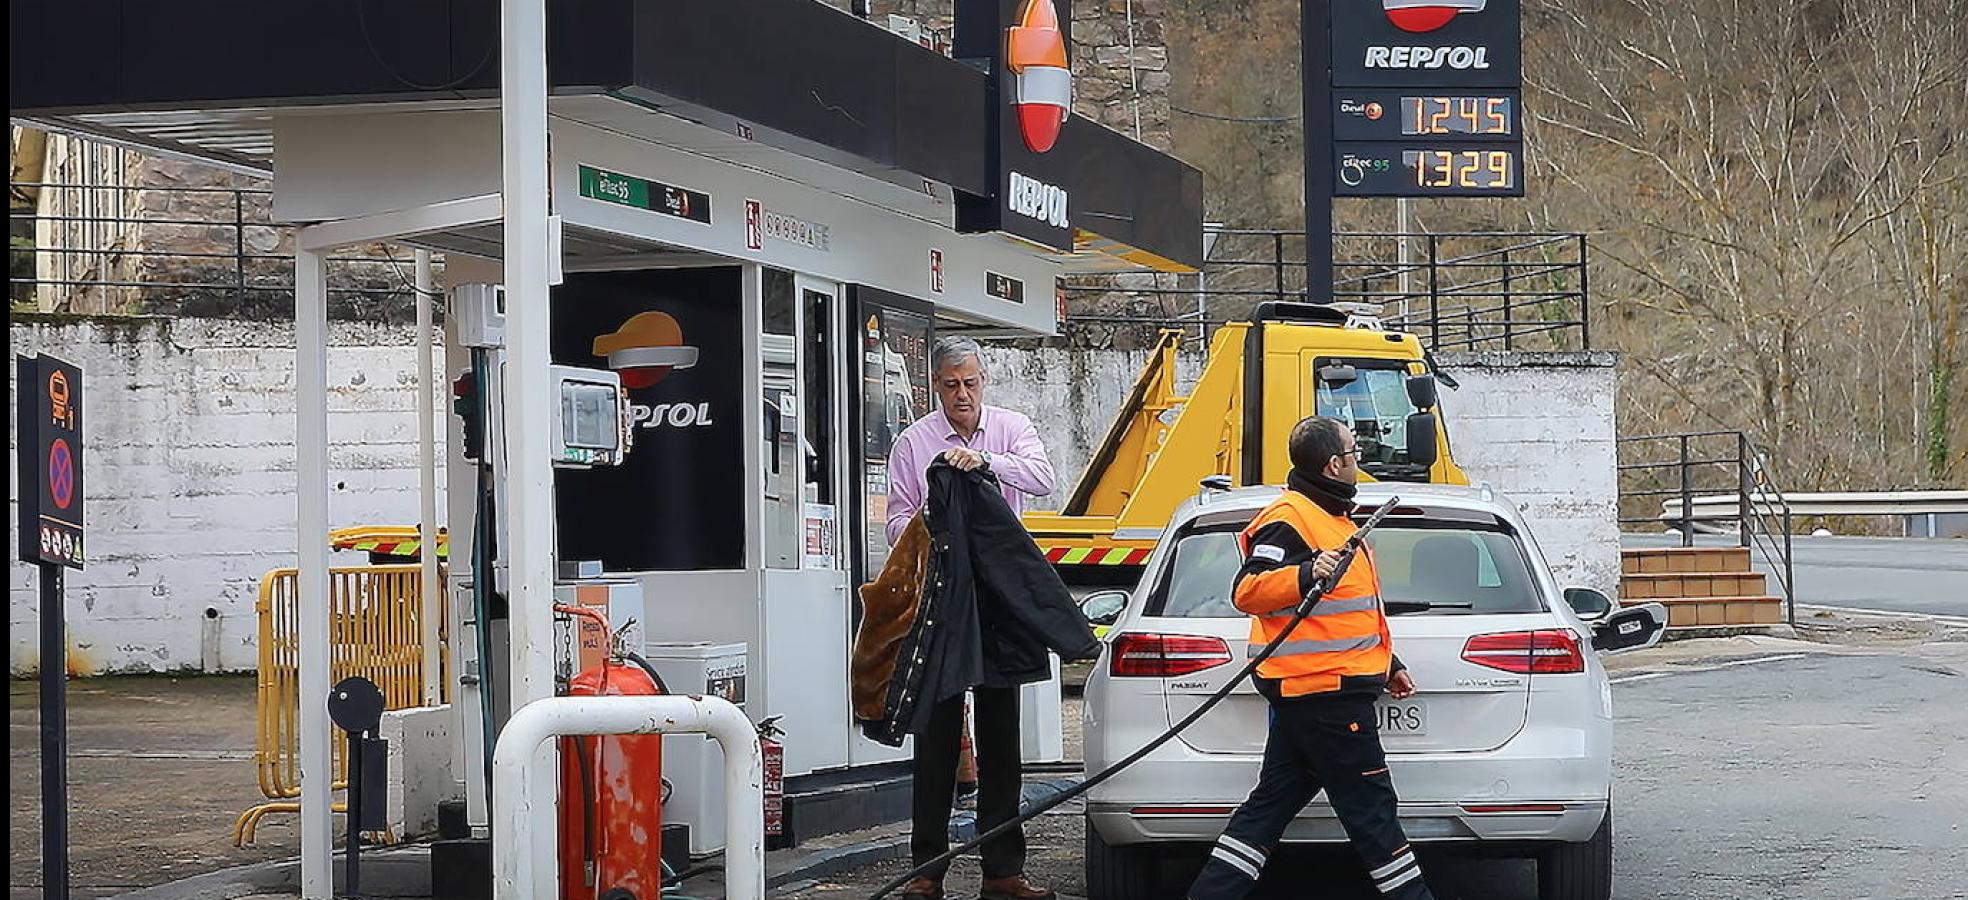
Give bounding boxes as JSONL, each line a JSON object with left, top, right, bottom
{"left": 10, "top": 181, "right": 421, "bottom": 314}
{"left": 1617, "top": 431, "right": 1796, "bottom": 624}
{"left": 233, "top": 564, "right": 449, "bottom": 845}
{"left": 1059, "top": 228, "right": 1590, "bottom": 352}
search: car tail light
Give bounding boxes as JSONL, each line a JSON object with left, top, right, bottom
{"left": 1461, "top": 629, "right": 1585, "bottom": 674}
{"left": 1110, "top": 633, "right": 1233, "bottom": 678}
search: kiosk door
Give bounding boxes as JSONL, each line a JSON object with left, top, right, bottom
{"left": 760, "top": 273, "right": 854, "bottom": 776}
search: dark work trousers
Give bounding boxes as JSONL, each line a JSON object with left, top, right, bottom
{"left": 912, "top": 685, "right": 1024, "bottom": 881}
{"left": 1189, "top": 695, "right": 1434, "bottom": 900}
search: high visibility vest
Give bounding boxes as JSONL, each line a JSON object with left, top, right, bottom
{"left": 1236, "top": 490, "right": 1392, "bottom": 697}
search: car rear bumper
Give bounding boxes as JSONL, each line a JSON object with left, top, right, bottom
{"left": 1088, "top": 797, "right": 1607, "bottom": 846}
{"left": 1084, "top": 724, "right": 1612, "bottom": 846}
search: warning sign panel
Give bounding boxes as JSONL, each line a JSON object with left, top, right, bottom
{"left": 17, "top": 354, "right": 85, "bottom": 568}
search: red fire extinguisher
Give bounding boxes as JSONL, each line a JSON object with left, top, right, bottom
{"left": 758, "top": 716, "right": 786, "bottom": 841}
{"left": 556, "top": 605, "right": 665, "bottom": 900}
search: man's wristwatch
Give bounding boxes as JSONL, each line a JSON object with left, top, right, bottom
{"left": 979, "top": 450, "right": 993, "bottom": 467}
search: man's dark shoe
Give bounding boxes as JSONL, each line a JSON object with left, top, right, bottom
{"left": 979, "top": 874, "right": 1056, "bottom": 900}
{"left": 899, "top": 876, "right": 944, "bottom": 900}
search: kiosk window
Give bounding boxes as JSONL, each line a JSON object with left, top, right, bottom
{"left": 763, "top": 269, "right": 802, "bottom": 569}
{"left": 857, "top": 304, "right": 932, "bottom": 578}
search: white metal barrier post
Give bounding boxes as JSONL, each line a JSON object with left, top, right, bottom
{"left": 491, "top": 695, "right": 766, "bottom": 900}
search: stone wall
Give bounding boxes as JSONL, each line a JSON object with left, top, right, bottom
{"left": 8, "top": 315, "right": 443, "bottom": 675}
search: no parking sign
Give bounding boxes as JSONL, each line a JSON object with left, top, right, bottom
{"left": 17, "top": 354, "right": 85, "bottom": 569}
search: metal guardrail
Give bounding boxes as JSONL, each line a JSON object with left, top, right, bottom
{"left": 1059, "top": 228, "right": 1590, "bottom": 352}
{"left": 1662, "top": 490, "right": 1968, "bottom": 519}
{"left": 1616, "top": 431, "right": 1796, "bottom": 624}
{"left": 10, "top": 180, "right": 420, "bottom": 314}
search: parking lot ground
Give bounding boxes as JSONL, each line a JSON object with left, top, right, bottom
{"left": 8, "top": 675, "right": 296, "bottom": 900}
{"left": 776, "top": 629, "right": 1968, "bottom": 900}
{"left": 13, "top": 620, "right": 1967, "bottom": 899}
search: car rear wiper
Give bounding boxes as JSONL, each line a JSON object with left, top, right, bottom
{"left": 1385, "top": 599, "right": 1476, "bottom": 615}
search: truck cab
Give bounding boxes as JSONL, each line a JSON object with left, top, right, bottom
{"left": 1023, "top": 301, "right": 1466, "bottom": 589}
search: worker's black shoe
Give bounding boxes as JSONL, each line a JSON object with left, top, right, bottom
{"left": 980, "top": 874, "right": 1056, "bottom": 900}
{"left": 899, "top": 876, "right": 944, "bottom": 900}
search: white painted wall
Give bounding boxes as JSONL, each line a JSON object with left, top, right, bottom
{"left": 1433, "top": 350, "right": 1622, "bottom": 596}
{"left": 8, "top": 316, "right": 443, "bottom": 675}
{"left": 9, "top": 316, "right": 1613, "bottom": 674}
{"left": 977, "top": 342, "right": 1206, "bottom": 512}
{"left": 984, "top": 342, "right": 1621, "bottom": 595}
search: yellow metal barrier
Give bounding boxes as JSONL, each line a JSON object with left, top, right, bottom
{"left": 234, "top": 564, "right": 448, "bottom": 845}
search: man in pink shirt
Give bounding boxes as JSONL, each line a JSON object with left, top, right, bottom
{"left": 887, "top": 336, "right": 1060, "bottom": 900}
{"left": 885, "top": 339, "right": 1057, "bottom": 545}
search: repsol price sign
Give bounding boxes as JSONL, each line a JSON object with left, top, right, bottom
{"left": 1331, "top": 0, "right": 1522, "bottom": 89}
{"left": 17, "top": 354, "right": 85, "bottom": 568}
{"left": 1333, "top": 144, "right": 1523, "bottom": 197}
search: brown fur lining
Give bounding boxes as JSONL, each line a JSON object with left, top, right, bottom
{"left": 850, "top": 514, "right": 931, "bottom": 721}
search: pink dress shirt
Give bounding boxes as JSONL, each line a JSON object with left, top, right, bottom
{"left": 885, "top": 405, "right": 1057, "bottom": 545}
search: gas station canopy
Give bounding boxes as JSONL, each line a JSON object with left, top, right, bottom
{"left": 9, "top": 0, "right": 1204, "bottom": 275}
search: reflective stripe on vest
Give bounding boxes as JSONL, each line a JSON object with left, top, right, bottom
{"left": 1263, "top": 594, "right": 1380, "bottom": 620}
{"left": 1249, "top": 632, "right": 1383, "bottom": 658}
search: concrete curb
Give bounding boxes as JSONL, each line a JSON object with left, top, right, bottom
{"left": 108, "top": 848, "right": 431, "bottom": 899}
{"left": 766, "top": 833, "right": 912, "bottom": 889}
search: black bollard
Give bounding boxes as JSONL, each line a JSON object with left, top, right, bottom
{"left": 328, "top": 677, "right": 387, "bottom": 898}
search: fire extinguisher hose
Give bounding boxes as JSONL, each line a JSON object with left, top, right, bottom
{"left": 865, "top": 498, "right": 1403, "bottom": 900}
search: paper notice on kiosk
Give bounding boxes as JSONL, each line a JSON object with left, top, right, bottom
{"left": 803, "top": 503, "right": 838, "bottom": 570}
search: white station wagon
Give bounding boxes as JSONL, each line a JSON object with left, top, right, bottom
{"left": 1079, "top": 483, "right": 1666, "bottom": 900}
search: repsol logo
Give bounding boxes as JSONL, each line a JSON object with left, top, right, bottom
{"left": 1008, "top": 171, "right": 1069, "bottom": 228}
{"left": 1363, "top": 45, "right": 1491, "bottom": 69}
{"left": 631, "top": 402, "right": 716, "bottom": 429}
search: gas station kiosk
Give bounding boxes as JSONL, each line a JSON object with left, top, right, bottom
{"left": 11, "top": 0, "right": 1202, "bottom": 895}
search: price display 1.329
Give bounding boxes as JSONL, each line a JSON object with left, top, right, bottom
{"left": 1333, "top": 144, "right": 1525, "bottom": 198}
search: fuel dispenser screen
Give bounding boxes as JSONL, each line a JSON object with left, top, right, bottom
{"left": 560, "top": 381, "right": 619, "bottom": 450}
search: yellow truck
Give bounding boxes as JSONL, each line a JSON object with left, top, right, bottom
{"left": 1023, "top": 301, "right": 1467, "bottom": 590}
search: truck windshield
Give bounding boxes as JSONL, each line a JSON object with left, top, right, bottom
{"left": 1313, "top": 362, "right": 1423, "bottom": 474}
{"left": 1147, "top": 522, "right": 1544, "bottom": 618}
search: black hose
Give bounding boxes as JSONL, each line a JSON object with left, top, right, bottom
{"left": 622, "top": 650, "right": 672, "bottom": 695}
{"left": 865, "top": 498, "right": 1401, "bottom": 900}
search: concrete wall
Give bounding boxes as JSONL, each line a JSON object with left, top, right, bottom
{"left": 977, "top": 343, "right": 1205, "bottom": 512}
{"left": 8, "top": 315, "right": 442, "bottom": 675}
{"left": 9, "top": 316, "right": 1614, "bottom": 674}
{"left": 983, "top": 344, "right": 1622, "bottom": 595}
{"left": 1434, "top": 351, "right": 1622, "bottom": 596}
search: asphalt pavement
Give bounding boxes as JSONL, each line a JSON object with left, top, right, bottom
{"left": 1621, "top": 534, "right": 1968, "bottom": 619}
{"left": 779, "top": 630, "right": 1968, "bottom": 900}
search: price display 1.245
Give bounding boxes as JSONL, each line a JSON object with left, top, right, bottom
{"left": 1333, "top": 143, "right": 1525, "bottom": 198}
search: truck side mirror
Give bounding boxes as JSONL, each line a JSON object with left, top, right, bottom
{"left": 1406, "top": 373, "right": 1439, "bottom": 410}
{"left": 1318, "top": 364, "right": 1359, "bottom": 387}
{"left": 1404, "top": 412, "right": 1438, "bottom": 467}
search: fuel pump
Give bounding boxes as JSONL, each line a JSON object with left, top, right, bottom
{"left": 448, "top": 282, "right": 638, "bottom": 831}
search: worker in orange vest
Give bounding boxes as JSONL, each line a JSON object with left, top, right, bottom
{"left": 1188, "top": 416, "right": 1433, "bottom": 900}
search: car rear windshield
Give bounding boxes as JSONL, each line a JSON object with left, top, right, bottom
{"left": 1147, "top": 520, "right": 1546, "bottom": 618}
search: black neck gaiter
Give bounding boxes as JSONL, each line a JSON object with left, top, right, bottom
{"left": 1287, "top": 467, "right": 1357, "bottom": 517}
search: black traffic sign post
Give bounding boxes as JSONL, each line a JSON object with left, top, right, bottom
{"left": 17, "top": 353, "right": 85, "bottom": 900}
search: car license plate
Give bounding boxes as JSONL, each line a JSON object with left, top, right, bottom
{"left": 1376, "top": 700, "right": 1427, "bottom": 736}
